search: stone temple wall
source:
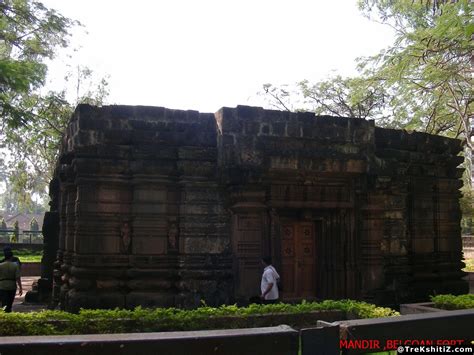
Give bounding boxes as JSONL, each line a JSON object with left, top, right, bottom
{"left": 214, "top": 106, "right": 374, "bottom": 301}
{"left": 49, "top": 104, "right": 467, "bottom": 311}
{"left": 53, "top": 105, "right": 231, "bottom": 311}
{"left": 368, "top": 128, "right": 465, "bottom": 303}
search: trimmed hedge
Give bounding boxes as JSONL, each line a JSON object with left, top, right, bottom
{"left": 0, "top": 300, "right": 399, "bottom": 336}
{"left": 430, "top": 294, "right": 474, "bottom": 310}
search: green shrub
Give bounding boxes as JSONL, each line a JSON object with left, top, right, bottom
{"left": 464, "top": 259, "right": 474, "bottom": 272}
{"left": 0, "top": 300, "right": 399, "bottom": 336}
{"left": 430, "top": 294, "right": 474, "bottom": 310}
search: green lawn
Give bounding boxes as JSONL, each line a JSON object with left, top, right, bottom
{"left": 11, "top": 249, "right": 43, "bottom": 263}
{"left": 17, "top": 254, "right": 42, "bottom": 263}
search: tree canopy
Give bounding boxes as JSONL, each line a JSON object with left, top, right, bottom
{"left": 0, "top": 0, "right": 76, "bottom": 127}
{"left": 359, "top": 0, "right": 474, "bottom": 224}
{"left": 262, "top": 0, "right": 473, "bottom": 142}
{"left": 261, "top": 0, "right": 473, "bottom": 228}
{"left": 0, "top": 1, "right": 108, "bottom": 213}
{"left": 357, "top": 0, "right": 473, "bottom": 139}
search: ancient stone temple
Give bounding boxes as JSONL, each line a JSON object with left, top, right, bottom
{"left": 46, "top": 104, "right": 468, "bottom": 311}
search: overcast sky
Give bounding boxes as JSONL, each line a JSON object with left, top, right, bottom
{"left": 41, "top": 0, "right": 395, "bottom": 113}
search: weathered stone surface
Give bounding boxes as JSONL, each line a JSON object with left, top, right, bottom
{"left": 0, "top": 326, "right": 299, "bottom": 355}
{"left": 46, "top": 104, "right": 467, "bottom": 310}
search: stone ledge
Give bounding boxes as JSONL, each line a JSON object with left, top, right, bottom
{"left": 21, "top": 262, "right": 41, "bottom": 277}
{"left": 400, "top": 302, "right": 444, "bottom": 314}
{"left": 0, "top": 325, "right": 299, "bottom": 355}
{"left": 336, "top": 309, "right": 474, "bottom": 341}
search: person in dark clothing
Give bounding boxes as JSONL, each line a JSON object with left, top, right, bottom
{"left": 0, "top": 248, "right": 22, "bottom": 312}
{"left": 0, "top": 246, "right": 21, "bottom": 267}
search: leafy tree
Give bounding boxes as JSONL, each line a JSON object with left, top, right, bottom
{"left": 0, "top": 176, "right": 48, "bottom": 213}
{"left": 262, "top": 76, "right": 392, "bottom": 122}
{"left": 357, "top": 0, "right": 473, "bottom": 228}
{"left": 0, "top": 0, "right": 77, "bottom": 127}
{"left": 261, "top": 83, "right": 296, "bottom": 112}
{"left": 298, "top": 76, "right": 389, "bottom": 120}
{"left": 0, "top": 217, "right": 6, "bottom": 229}
{"left": 261, "top": 0, "right": 473, "bottom": 228}
{"left": 357, "top": 0, "right": 473, "bottom": 139}
{"left": 262, "top": 1, "right": 472, "bottom": 136}
{"left": 0, "top": 1, "right": 109, "bottom": 210}
{"left": 0, "top": 0, "right": 76, "bottom": 211}
{"left": 12, "top": 220, "right": 19, "bottom": 242}
{"left": 460, "top": 184, "right": 474, "bottom": 233}
{"left": 0, "top": 66, "right": 109, "bottom": 211}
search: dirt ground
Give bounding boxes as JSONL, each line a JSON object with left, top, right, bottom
{"left": 11, "top": 276, "right": 47, "bottom": 312}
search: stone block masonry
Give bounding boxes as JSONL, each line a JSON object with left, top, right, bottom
{"left": 47, "top": 104, "right": 467, "bottom": 311}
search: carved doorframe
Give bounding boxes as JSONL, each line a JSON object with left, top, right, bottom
{"left": 269, "top": 207, "right": 360, "bottom": 300}
{"left": 229, "top": 175, "right": 363, "bottom": 302}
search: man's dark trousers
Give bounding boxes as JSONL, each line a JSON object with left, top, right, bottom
{"left": 0, "top": 289, "right": 16, "bottom": 312}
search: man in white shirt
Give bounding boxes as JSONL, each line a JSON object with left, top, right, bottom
{"left": 260, "top": 256, "right": 280, "bottom": 304}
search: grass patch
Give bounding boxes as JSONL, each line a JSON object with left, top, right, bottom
{"left": 0, "top": 300, "right": 399, "bottom": 336}
{"left": 17, "top": 255, "right": 42, "bottom": 263}
{"left": 9, "top": 249, "right": 42, "bottom": 263}
{"left": 430, "top": 294, "right": 474, "bottom": 310}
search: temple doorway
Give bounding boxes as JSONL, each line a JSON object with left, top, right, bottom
{"left": 280, "top": 221, "right": 316, "bottom": 299}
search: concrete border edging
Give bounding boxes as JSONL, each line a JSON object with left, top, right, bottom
{"left": 0, "top": 325, "right": 299, "bottom": 355}
{"left": 400, "top": 302, "right": 444, "bottom": 314}
{"left": 21, "top": 262, "right": 41, "bottom": 276}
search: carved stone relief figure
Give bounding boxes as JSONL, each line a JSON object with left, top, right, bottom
{"left": 168, "top": 221, "right": 179, "bottom": 251}
{"left": 121, "top": 221, "right": 131, "bottom": 253}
